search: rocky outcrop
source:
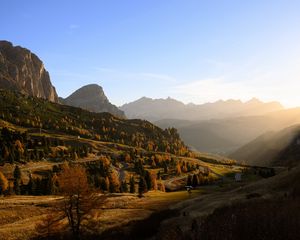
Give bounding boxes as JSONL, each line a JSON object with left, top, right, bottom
{"left": 61, "top": 84, "right": 125, "bottom": 118}
{"left": 0, "top": 40, "right": 58, "bottom": 102}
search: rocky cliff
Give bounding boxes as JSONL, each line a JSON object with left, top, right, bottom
{"left": 61, "top": 84, "right": 125, "bottom": 118}
{"left": 0, "top": 40, "right": 58, "bottom": 102}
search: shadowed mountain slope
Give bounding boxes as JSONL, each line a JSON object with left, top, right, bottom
{"left": 155, "top": 108, "right": 300, "bottom": 154}
{"left": 231, "top": 124, "right": 300, "bottom": 167}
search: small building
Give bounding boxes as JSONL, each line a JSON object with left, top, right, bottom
{"left": 235, "top": 173, "right": 242, "bottom": 182}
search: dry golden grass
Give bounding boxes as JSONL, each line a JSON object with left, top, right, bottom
{"left": 0, "top": 190, "right": 200, "bottom": 240}
{"left": 0, "top": 196, "right": 62, "bottom": 240}
{"left": 0, "top": 214, "right": 47, "bottom": 240}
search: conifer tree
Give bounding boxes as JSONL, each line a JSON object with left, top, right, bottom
{"left": 187, "top": 175, "right": 192, "bottom": 186}
{"left": 192, "top": 174, "right": 199, "bottom": 187}
{"left": 145, "top": 171, "right": 152, "bottom": 190}
{"left": 13, "top": 166, "right": 21, "bottom": 194}
{"left": 157, "top": 170, "right": 161, "bottom": 180}
{"left": 13, "top": 179, "right": 20, "bottom": 195}
{"left": 120, "top": 181, "right": 128, "bottom": 193}
{"left": 129, "top": 176, "right": 135, "bottom": 193}
{"left": 27, "top": 174, "right": 34, "bottom": 195}
{"left": 138, "top": 176, "right": 147, "bottom": 197}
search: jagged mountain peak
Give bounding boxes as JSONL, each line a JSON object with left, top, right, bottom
{"left": 0, "top": 40, "right": 58, "bottom": 102}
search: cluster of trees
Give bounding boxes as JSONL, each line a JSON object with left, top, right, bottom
{"left": 86, "top": 155, "right": 165, "bottom": 194}
{"left": 186, "top": 171, "right": 217, "bottom": 187}
{"left": 175, "top": 160, "right": 201, "bottom": 175}
{"left": 137, "top": 170, "right": 165, "bottom": 196}
{"left": 132, "top": 154, "right": 201, "bottom": 179}
{"left": 0, "top": 127, "right": 27, "bottom": 163}
{"left": 0, "top": 165, "right": 60, "bottom": 196}
{"left": 0, "top": 90, "right": 189, "bottom": 155}
{"left": 0, "top": 151, "right": 168, "bottom": 197}
{"left": 0, "top": 127, "right": 92, "bottom": 164}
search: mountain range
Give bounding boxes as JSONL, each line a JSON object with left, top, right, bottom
{"left": 120, "top": 96, "right": 283, "bottom": 121}
{"left": 2, "top": 40, "right": 300, "bottom": 163}
{"left": 120, "top": 96, "right": 299, "bottom": 155}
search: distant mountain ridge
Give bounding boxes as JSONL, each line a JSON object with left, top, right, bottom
{"left": 120, "top": 96, "right": 283, "bottom": 121}
{"left": 60, "top": 84, "right": 125, "bottom": 118}
{"left": 0, "top": 40, "right": 58, "bottom": 102}
{"left": 230, "top": 124, "right": 300, "bottom": 167}
{"left": 155, "top": 108, "right": 300, "bottom": 155}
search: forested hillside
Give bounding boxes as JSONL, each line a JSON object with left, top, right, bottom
{"left": 0, "top": 89, "right": 188, "bottom": 156}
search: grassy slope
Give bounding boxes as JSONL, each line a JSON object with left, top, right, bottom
{"left": 0, "top": 191, "right": 203, "bottom": 240}
{"left": 0, "top": 124, "right": 246, "bottom": 240}
{"left": 155, "top": 163, "right": 300, "bottom": 239}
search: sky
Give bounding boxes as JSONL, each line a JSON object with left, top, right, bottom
{"left": 1, "top": 0, "right": 300, "bottom": 107}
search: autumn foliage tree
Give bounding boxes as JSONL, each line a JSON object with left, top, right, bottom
{"left": 57, "top": 164, "right": 96, "bottom": 239}
{"left": 108, "top": 170, "right": 120, "bottom": 193}
{"left": 176, "top": 162, "right": 182, "bottom": 175}
{"left": 0, "top": 171, "right": 8, "bottom": 195}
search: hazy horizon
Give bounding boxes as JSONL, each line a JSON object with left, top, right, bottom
{"left": 119, "top": 95, "right": 287, "bottom": 108}
{"left": 2, "top": 0, "right": 300, "bottom": 107}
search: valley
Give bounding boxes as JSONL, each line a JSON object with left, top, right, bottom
{"left": 1, "top": 35, "right": 300, "bottom": 240}
{"left": 0, "top": 91, "right": 269, "bottom": 239}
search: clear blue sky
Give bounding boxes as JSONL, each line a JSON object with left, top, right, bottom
{"left": 1, "top": 0, "right": 300, "bottom": 107}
